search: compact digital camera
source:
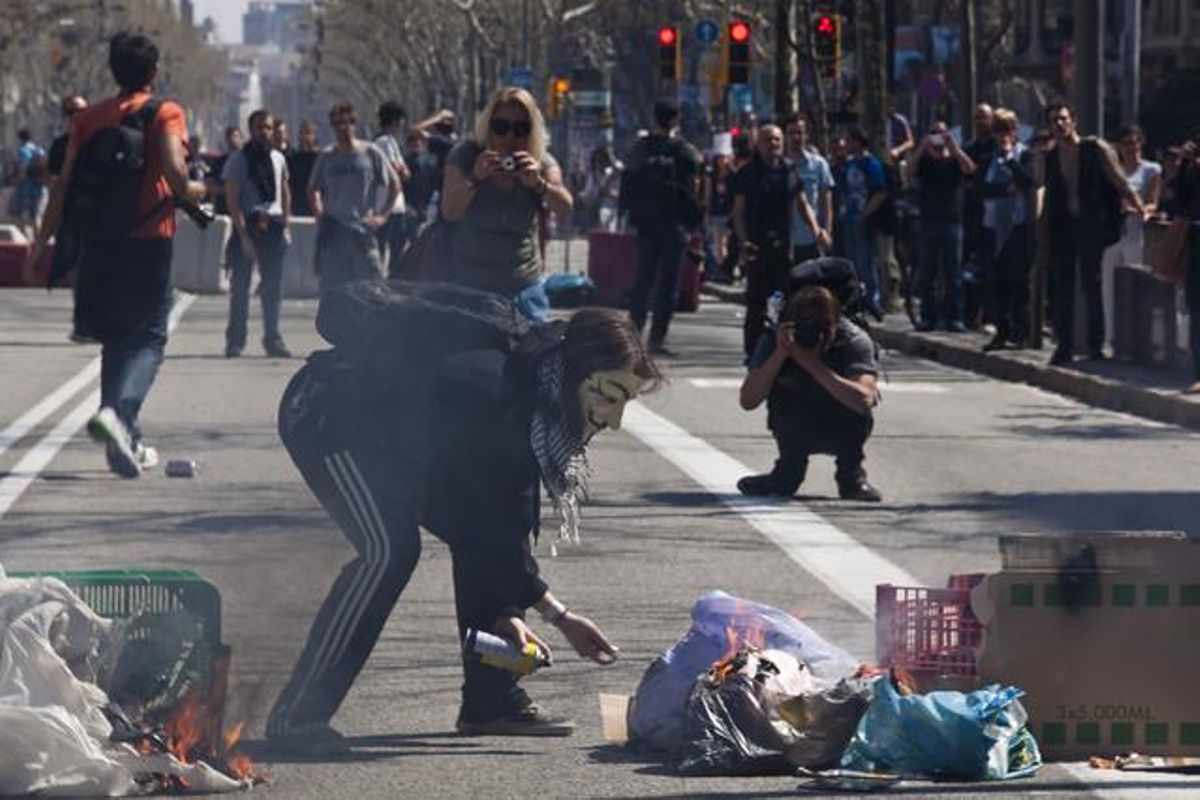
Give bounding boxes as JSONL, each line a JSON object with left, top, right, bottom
{"left": 500, "top": 155, "right": 517, "bottom": 171}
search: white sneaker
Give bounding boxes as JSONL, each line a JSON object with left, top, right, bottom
{"left": 135, "top": 443, "right": 159, "bottom": 470}
{"left": 88, "top": 407, "right": 139, "bottom": 478}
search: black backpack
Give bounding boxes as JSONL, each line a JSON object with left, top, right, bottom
{"left": 66, "top": 98, "right": 168, "bottom": 242}
{"left": 626, "top": 137, "right": 701, "bottom": 228}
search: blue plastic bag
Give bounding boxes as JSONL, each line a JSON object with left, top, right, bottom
{"left": 841, "top": 676, "right": 1042, "bottom": 780}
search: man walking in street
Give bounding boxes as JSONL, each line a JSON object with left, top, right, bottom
{"left": 373, "top": 100, "right": 412, "bottom": 277}
{"left": 24, "top": 31, "right": 206, "bottom": 478}
{"left": 1044, "top": 104, "right": 1146, "bottom": 365}
{"left": 907, "top": 119, "right": 975, "bottom": 331}
{"left": 621, "top": 99, "right": 702, "bottom": 355}
{"left": 309, "top": 101, "right": 400, "bottom": 290}
{"left": 784, "top": 113, "right": 834, "bottom": 264}
{"left": 222, "top": 107, "right": 292, "bottom": 359}
{"left": 733, "top": 123, "right": 797, "bottom": 357}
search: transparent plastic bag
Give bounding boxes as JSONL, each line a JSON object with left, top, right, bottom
{"left": 628, "top": 591, "right": 858, "bottom": 753}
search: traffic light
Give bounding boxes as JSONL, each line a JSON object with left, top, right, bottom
{"left": 727, "top": 20, "right": 751, "bottom": 84}
{"left": 658, "top": 26, "right": 680, "bottom": 81}
{"left": 812, "top": 13, "right": 841, "bottom": 64}
{"left": 548, "top": 76, "right": 571, "bottom": 118}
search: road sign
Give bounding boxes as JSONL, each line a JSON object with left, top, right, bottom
{"left": 695, "top": 18, "right": 719, "bottom": 45}
{"left": 503, "top": 66, "right": 534, "bottom": 90}
{"left": 731, "top": 83, "right": 753, "bottom": 111}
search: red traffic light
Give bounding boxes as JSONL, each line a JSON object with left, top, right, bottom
{"left": 815, "top": 15, "right": 835, "bottom": 35}
{"left": 729, "top": 21, "right": 750, "bottom": 43}
{"left": 658, "top": 26, "right": 677, "bottom": 46}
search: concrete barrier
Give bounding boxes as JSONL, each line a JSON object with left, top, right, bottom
{"left": 170, "top": 214, "right": 321, "bottom": 298}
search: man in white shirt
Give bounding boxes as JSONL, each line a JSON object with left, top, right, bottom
{"left": 223, "top": 107, "right": 291, "bottom": 358}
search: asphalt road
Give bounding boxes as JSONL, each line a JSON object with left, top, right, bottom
{"left": 1, "top": 289, "right": 1198, "bottom": 799}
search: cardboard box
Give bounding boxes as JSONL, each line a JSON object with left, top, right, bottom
{"left": 974, "top": 532, "right": 1200, "bottom": 760}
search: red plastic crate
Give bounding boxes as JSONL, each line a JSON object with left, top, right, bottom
{"left": 876, "top": 582, "right": 982, "bottom": 681}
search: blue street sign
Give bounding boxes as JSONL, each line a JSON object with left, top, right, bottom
{"left": 503, "top": 66, "right": 534, "bottom": 90}
{"left": 731, "top": 84, "right": 753, "bottom": 112}
{"left": 695, "top": 19, "right": 719, "bottom": 45}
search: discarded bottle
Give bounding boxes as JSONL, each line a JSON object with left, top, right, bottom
{"left": 165, "top": 459, "right": 198, "bottom": 478}
{"left": 766, "top": 290, "right": 785, "bottom": 328}
{"left": 463, "top": 629, "right": 550, "bottom": 676}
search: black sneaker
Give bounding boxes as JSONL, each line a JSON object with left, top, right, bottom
{"left": 648, "top": 340, "right": 675, "bottom": 358}
{"left": 264, "top": 341, "right": 293, "bottom": 358}
{"left": 914, "top": 319, "right": 936, "bottom": 333}
{"left": 838, "top": 480, "right": 883, "bottom": 502}
{"left": 945, "top": 320, "right": 967, "bottom": 333}
{"left": 737, "top": 473, "right": 798, "bottom": 497}
{"left": 982, "top": 335, "right": 1009, "bottom": 353}
{"left": 1049, "top": 349, "right": 1073, "bottom": 367}
{"left": 224, "top": 343, "right": 243, "bottom": 359}
{"left": 266, "top": 723, "right": 351, "bottom": 756}
{"left": 455, "top": 704, "right": 575, "bottom": 737}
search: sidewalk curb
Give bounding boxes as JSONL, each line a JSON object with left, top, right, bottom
{"left": 700, "top": 284, "right": 1200, "bottom": 432}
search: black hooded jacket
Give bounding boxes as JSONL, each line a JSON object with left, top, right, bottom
{"left": 287, "top": 281, "right": 566, "bottom": 615}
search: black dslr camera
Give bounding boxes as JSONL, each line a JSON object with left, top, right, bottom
{"left": 792, "top": 316, "right": 825, "bottom": 349}
{"left": 175, "top": 197, "right": 215, "bottom": 230}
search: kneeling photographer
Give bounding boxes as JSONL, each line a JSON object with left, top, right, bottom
{"left": 737, "top": 285, "right": 882, "bottom": 502}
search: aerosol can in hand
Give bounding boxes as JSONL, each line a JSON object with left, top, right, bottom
{"left": 463, "top": 629, "right": 551, "bottom": 676}
{"left": 766, "top": 290, "right": 785, "bottom": 329}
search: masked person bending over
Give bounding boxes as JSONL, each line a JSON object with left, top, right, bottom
{"left": 266, "top": 283, "right": 659, "bottom": 755}
{"left": 737, "top": 286, "right": 882, "bottom": 502}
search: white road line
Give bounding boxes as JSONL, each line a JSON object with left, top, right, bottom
{"left": 622, "top": 401, "right": 918, "bottom": 618}
{"left": 0, "top": 359, "right": 100, "bottom": 459}
{"left": 687, "top": 377, "right": 951, "bottom": 394}
{"left": 0, "top": 293, "right": 195, "bottom": 518}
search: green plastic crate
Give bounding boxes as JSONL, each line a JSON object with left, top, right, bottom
{"left": 10, "top": 569, "right": 226, "bottom": 715}
{"left": 10, "top": 569, "right": 222, "bottom": 646}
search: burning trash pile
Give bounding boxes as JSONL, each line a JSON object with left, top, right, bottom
{"left": 624, "top": 591, "right": 1041, "bottom": 787}
{"left": 0, "top": 565, "right": 263, "bottom": 796}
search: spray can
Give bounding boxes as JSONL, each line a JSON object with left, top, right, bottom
{"left": 766, "top": 290, "right": 785, "bottom": 328}
{"left": 463, "top": 629, "right": 550, "bottom": 676}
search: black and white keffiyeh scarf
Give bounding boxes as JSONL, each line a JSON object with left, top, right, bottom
{"left": 529, "top": 350, "right": 589, "bottom": 555}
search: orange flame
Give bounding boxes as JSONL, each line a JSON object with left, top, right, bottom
{"left": 162, "top": 691, "right": 261, "bottom": 782}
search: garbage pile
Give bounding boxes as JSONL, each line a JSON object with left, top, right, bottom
{"left": 0, "top": 565, "right": 261, "bottom": 796}
{"left": 627, "top": 591, "right": 1041, "bottom": 786}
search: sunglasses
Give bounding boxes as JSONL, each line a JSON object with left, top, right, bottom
{"left": 490, "top": 117, "right": 531, "bottom": 137}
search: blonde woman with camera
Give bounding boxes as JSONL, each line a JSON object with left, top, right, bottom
{"left": 441, "top": 87, "right": 572, "bottom": 320}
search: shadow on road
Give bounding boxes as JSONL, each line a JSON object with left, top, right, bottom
{"left": 239, "top": 731, "right": 535, "bottom": 764}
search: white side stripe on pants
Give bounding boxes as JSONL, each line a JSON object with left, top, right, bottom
{"left": 270, "top": 451, "right": 390, "bottom": 732}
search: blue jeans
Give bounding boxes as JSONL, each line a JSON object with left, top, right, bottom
{"left": 81, "top": 237, "right": 174, "bottom": 445}
{"left": 917, "top": 219, "right": 964, "bottom": 325}
{"left": 844, "top": 219, "right": 881, "bottom": 308}
{"left": 226, "top": 219, "right": 287, "bottom": 349}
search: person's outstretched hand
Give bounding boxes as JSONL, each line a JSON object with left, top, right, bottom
{"left": 556, "top": 612, "right": 618, "bottom": 664}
